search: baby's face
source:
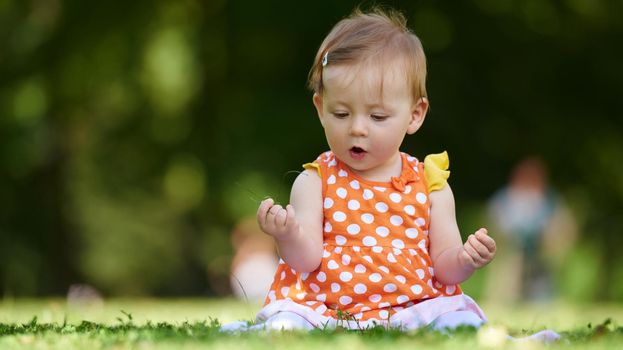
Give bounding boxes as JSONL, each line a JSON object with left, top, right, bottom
{"left": 314, "top": 60, "right": 426, "bottom": 181}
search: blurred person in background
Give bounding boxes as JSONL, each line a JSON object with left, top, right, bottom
{"left": 485, "top": 157, "right": 577, "bottom": 303}
{"left": 230, "top": 218, "right": 279, "bottom": 302}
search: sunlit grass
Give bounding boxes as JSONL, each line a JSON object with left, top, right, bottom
{"left": 1, "top": 298, "right": 622, "bottom": 349}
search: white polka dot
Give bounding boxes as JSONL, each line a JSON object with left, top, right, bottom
{"left": 338, "top": 169, "right": 348, "bottom": 177}
{"left": 327, "top": 260, "right": 339, "bottom": 270}
{"left": 392, "top": 239, "right": 405, "bottom": 249}
{"left": 339, "top": 271, "right": 353, "bottom": 282}
{"left": 369, "top": 294, "right": 382, "bottom": 303}
{"left": 373, "top": 186, "right": 387, "bottom": 192}
{"left": 393, "top": 248, "right": 402, "bottom": 255}
{"left": 353, "top": 246, "right": 360, "bottom": 252}
{"left": 324, "top": 197, "right": 335, "bottom": 209}
{"left": 331, "top": 283, "right": 341, "bottom": 292}
{"left": 334, "top": 247, "right": 342, "bottom": 253}
{"left": 349, "top": 180, "right": 360, "bottom": 189}
{"left": 369, "top": 273, "right": 382, "bottom": 282}
{"left": 390, "top": 215, "right": 403, "bottom": 226}
{"left": 375, "top": 202, "right": 389, "bottom": 213}
{"left": 315, "top": 304, "right": 328, "bottom": 314}
{"left": 322, "top": 250, "right": 330, "bottom": 258}
{"left": 268, "top": 290, "right": 276, "bottom": 301}
{"left": 341, "top": 254, "right": 351, "bottom": 265}
{"left": 404, "top": 185, "right": 412, "bottom": 194}
{"left": 327, "top": 175, "right": 336, "bottom": 184}
{"left": 336, "top": 187, "right": 348, "bottom": 199}
{"left": 415, "top": 217, "right": 426, "bottom": 227}
{"left": 379, "top": 310, "right": 389, "bottom": 319}
{"left": 301, "top": 272, "right": 309, "bottom": 281}
{"left": 348, "top": 199, "right": 360, "bottom": 210}
{"left": 376, "top": 226, "right": 389, "bottom": 237}
{"left": 387, "top": 253, "right": 397, "bottom": 263}
{"left": 362, "top": 236, "right": 377, "bottom": 246}
{"left": 296, "top": 292, "right": 306, "bottom": 300}
{"left": 281, "top": 287, "right": 290, "bottom": 297}
{"left": 361, "top": 306, "right": 371, "bottom": 312}
{"left": 446, "top": 285, "right": 456, "bottom": 294}
{"left": 379, "top": 302, "right": 391, "bottom": 309}
{"left": 316, "top": 294, "right": 327, "bottom": 302}
{"left": 409, "top": 248, "right": 417, "bottom": 256}
{"left": 405, "top": 228, "right": 418, "bottom": 239}
{"left": 416, "top": 269, "right": 425, "bottom": 279}
{"left": 333, "top": 211, "right": 346, "bottom": 222}
{"left": 305, "top": 301, "right": 316, "bottom": 306}
{"left": 363, "top": 256, "right": 373, "bottom": 264}
{"left": 396, "top": 295, "right": 410, "bottom": 304}
{"left": 372, "top": 246, "right": 383, "bottom": 253}
{"left": 335, "top": 235, "right": 347, "bottom": 245}
{"left": 389, "top": 193, "right": 402, "bottom": 203}
{"left": 363, "top": 189, "right": 374, "bottom": 200}
{"left": 416, "top": 192, "right": 427, "bottom": 204}
{"left": 280, "top": 271, "right": 286, "bottom": 280}
{"left": 309, "top": 283, "right": 320, "bottom": 293}
{"left": 396, "top": 275, "right": 406, "bottom": 284}
{"left": 404, "top": 205, "right": 415, "bottom": 216}
{"left": 339, "top": 295, "right": 353, "bottom": 305}
{"left": 361, "top": 213, "right": 374, "bottom": 224}
{"left": 384, "top": 283, "right": 397, "bottom": 293}
{"left": 328, "top": 159, "right": 336, "bottom": 167}
{"left": 379, "top": 266, "right": 390, "bottom": 274}
{"left": 418, "top": 239, "right": 428, "bottom": 251}
{"left": 354, "top": 264, "right": 366, "bottom": 273}
{"left": 347, "top": 224, "right": 361, "bottom": 234}
{"left": 411, "top": 284, "right": 423, "bottom": 295}
{"left": 324, "top": 222, "right": 332, "bottom": 233}
{"left": 354, "top": 283, "right": 367, "bottom": 294}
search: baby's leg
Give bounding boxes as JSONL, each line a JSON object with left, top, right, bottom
{"left": 431, "top": 310, "right": 484, "bottom": 331}
{"left": 249, "top": 311, "right": 315, "bottom": 331}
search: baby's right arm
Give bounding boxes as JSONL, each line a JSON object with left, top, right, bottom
{"left": 256, "top": 169, "right": 324, "bottom": 273}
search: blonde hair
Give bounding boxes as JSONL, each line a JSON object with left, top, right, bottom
{"left": 308, "top": 8, "right": 428, "bottom": 102}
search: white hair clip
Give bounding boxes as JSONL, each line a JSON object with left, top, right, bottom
{"left": 322, "top": 52, "right": 329, "bottom": 67}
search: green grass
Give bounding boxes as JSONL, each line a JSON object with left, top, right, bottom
{"left": 1, "top": 299, "right": 622, "bottom": 349}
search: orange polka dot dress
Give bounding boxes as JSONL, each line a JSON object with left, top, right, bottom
{"left": 258, "top": 151, "right": 485, "bottom": 328}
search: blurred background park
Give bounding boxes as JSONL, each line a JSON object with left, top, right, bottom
{"left": 1, "top": 0, "right": 622, "bottom": 308}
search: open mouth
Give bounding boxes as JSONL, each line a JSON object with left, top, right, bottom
{"left": 351, "top": 146, "right": 365, "bottom": 154}
{"left": 349, "top": 146, "right": 366, "bottom": 159}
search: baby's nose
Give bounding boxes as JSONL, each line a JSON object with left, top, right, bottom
{"left": 349, "top": 117, "right": 368, "bottom": 136}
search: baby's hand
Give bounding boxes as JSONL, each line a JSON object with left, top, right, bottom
{"left": 459, "top": 228, "right": 496, "bottom": 270}
{"left": 257, "top": 198, "right": 300, "bottom": 240}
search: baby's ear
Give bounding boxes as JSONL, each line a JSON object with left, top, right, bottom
{"left": 313, "top": 93, "right": 324, "bottom": 120}
{"left": 407, "top": 97, "right": 429, "bottom": 134}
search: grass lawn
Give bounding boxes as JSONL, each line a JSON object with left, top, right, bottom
{"left": 1, "top": 298, "right": 622, "bottom": 349}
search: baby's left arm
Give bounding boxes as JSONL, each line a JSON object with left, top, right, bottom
{"left": 428, "top": 185, "right": 497, "bottom": 285}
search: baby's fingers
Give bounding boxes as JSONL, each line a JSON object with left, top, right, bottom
{"left": 463, "top": 240, "right": 487, "bottom": 267}
{"left": 284, "top": 204, "right": 299, "bottom": 231}
{"left": 257, "top": 198, "right": 274, "bottom": 225}
{"left": 272, "top": 205, "right": 288, "bottom": 227}
{"left": 475, "top": 228, "right": 497, "bottom": 253}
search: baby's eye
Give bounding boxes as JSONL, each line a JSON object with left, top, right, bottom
{"left": 371, "top": 114, "right": 389, "bottom": 121}
{"left": 332, "top": 112, "right": 349, "bottom": 119}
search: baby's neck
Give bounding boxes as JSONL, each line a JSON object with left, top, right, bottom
{"left": 349, "top": 153, "right": 403, "bottom": 182}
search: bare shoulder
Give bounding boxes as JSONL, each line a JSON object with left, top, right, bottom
{"left": 290, "top": 169, "right": 322, "bottom": 206}
{"left": 292, "top": 169, "right": 321, "bottom": 191}
{"left": 429, "top": 184, "right": 456, "bottom": 210}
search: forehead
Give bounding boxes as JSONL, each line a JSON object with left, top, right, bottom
{"left": 322, "top": 59, "right": 411, "bottom": 102}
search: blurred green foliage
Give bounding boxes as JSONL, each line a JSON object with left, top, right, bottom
{"left": 0, "top": 0, "right": 622, "bottom": 299}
